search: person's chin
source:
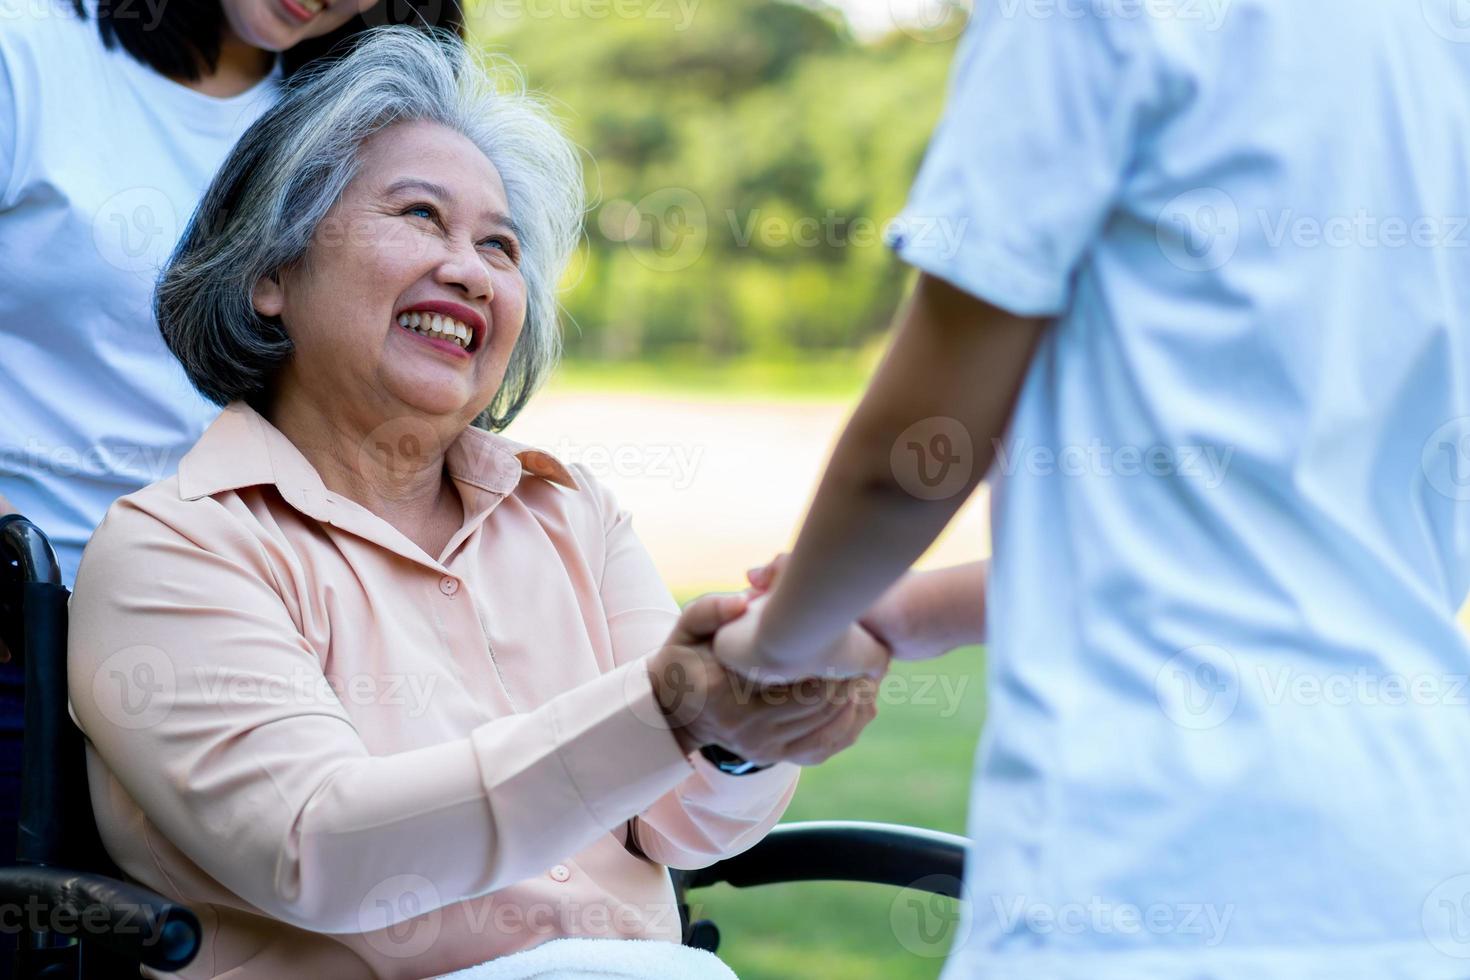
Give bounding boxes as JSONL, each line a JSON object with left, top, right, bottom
{"left": 232, "top": 5, "right": 332, "bottom": 54}
{"left": 228, "top": 17, "right": 300, "bottom": 54}
{"left": 382, "top": 376, "right": 477, "bottom": 424}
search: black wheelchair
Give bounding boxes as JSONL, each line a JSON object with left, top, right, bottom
{"left": 0, "top": 513, "right": 968, "bottom": 977}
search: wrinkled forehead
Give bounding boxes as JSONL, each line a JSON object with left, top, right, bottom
{"left": 352, "top": 119, "right": 512, "bottom": 218}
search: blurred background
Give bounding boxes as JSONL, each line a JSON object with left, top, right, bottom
{"left": 483, "top": 0, "right": 983, "bottom": 973}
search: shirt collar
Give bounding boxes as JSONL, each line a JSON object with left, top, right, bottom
{"left": 177, "top": 401, "right": 577, "bottom": 517}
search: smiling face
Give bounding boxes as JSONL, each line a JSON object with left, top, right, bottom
{"left": 252, "top": 118, "right": 527, "bottom": 431}
{"left": 219, "top": 0, "right": 379, "bottom": 52}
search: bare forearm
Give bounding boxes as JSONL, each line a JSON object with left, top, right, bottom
{"left": 751, "top": 275, "right": 1044, "bottom": 674}
{"left": 866, "top": 559, "right": 988, "bottom": 661}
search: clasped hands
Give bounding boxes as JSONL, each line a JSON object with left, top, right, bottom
{"left": 647, "top": 555, "right": 905, "bottom": 769}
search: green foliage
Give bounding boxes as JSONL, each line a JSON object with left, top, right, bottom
{"left": 473, "top": 1, "right": 957, "bottom": 363}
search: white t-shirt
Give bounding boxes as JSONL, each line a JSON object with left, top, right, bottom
{"left": 0, "top": 0, "right": 281, "bottom": 584}
{"left": 892, "top": 2, "right": 1470, "bottom": 977}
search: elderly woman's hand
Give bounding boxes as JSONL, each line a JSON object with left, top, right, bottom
{"left": 646, "top": 593, "right": 884, "bottom": 767}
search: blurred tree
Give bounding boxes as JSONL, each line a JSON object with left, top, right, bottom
{"left": 476, "top": 0, "right": 958, "bottom": 362}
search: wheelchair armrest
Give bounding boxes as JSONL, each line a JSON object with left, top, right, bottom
{"left": 0, "top": 865, "right": 201, "bottom": 971}
{"left": 680, "top": 820, "right": 969, "bottom": 897}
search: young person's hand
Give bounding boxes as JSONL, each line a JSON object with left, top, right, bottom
{"left": 746, "top": 553, "right": 987, "bottom": 663}
{"left": 712, "top": 590, "right": 890, "bottom": 685}
{"left": 646, "top": 592, "right": 883, "bottom": 766}
{"left": 746, "top": 553, "right": 920, "bottom": 659}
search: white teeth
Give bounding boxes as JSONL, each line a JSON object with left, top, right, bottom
{"left": 301, "top": 0, "right": 323, "bottom": 13}
{"left": 397, "top": 311, "right": 472, "bottom": 349}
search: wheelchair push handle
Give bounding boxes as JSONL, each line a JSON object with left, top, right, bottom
{"left": 0, "top": 515, "right": 61, "bottom": 589}
{"left": 0, "top": 865, "right": 202, "bottom": 972}
{"left": 0, "top": 515, "right": 205, "bottom": 973}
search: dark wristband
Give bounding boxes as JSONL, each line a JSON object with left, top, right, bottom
{"left": 699, "top": 745, "right": 772, "bottom": 776}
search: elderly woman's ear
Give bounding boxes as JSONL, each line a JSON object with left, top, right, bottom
{"left": 252, "top": 269, "right": 283, "bottom": 320}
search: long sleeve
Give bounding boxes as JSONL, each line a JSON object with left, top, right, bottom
{"left": 67, "top": 492, "right": 697, "bottom": 934}
{"left": 581, "top": 464, "right": 800, "bottom": 870}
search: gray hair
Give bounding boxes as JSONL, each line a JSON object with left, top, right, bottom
{"left": 155, "top": 26, "right": 583, "bottom": 431}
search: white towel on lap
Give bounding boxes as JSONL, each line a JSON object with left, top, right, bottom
{"left": 433, "top": 938, "right": 740, "bottom": 980}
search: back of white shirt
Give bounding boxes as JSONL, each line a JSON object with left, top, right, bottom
{"left": 892, "top": 1, "right": 1470, "bottom": 976}
{"left": 0, "top": 0, "right": 280, "bottom": 584}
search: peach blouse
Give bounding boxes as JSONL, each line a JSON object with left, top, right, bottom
{"left": 67, "top": 401, "right": 798, "bottom": 979}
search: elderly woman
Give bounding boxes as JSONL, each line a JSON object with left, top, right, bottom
{"left": 66, "top": 26, "right": 886, "bottom": 980}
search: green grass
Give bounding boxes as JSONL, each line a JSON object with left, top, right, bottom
{"left": 682, "top": 650, "right": 987, "bottom": 980}
{"left": 546, "top": 353, "right": 880, "bottom": 402}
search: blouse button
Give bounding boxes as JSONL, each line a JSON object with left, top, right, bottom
{"left": 549, "top": 864, "right": 571, "bottom": 882}
{"left": 439, "top": 576, "right": 459, "bottom": 597}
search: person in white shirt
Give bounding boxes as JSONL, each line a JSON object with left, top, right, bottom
{"left": 0, "top": 0, "right": 463, "bottom": 958}
{"left": 719, "top": 2, "right": 1470, "bottom": 976}
{"left": 0, "top": 0, "right": 462, "bottom": 585}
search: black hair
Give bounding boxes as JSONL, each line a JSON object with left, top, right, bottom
{"left": 70, "top": 0, "right": 464, "bottom": 81}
